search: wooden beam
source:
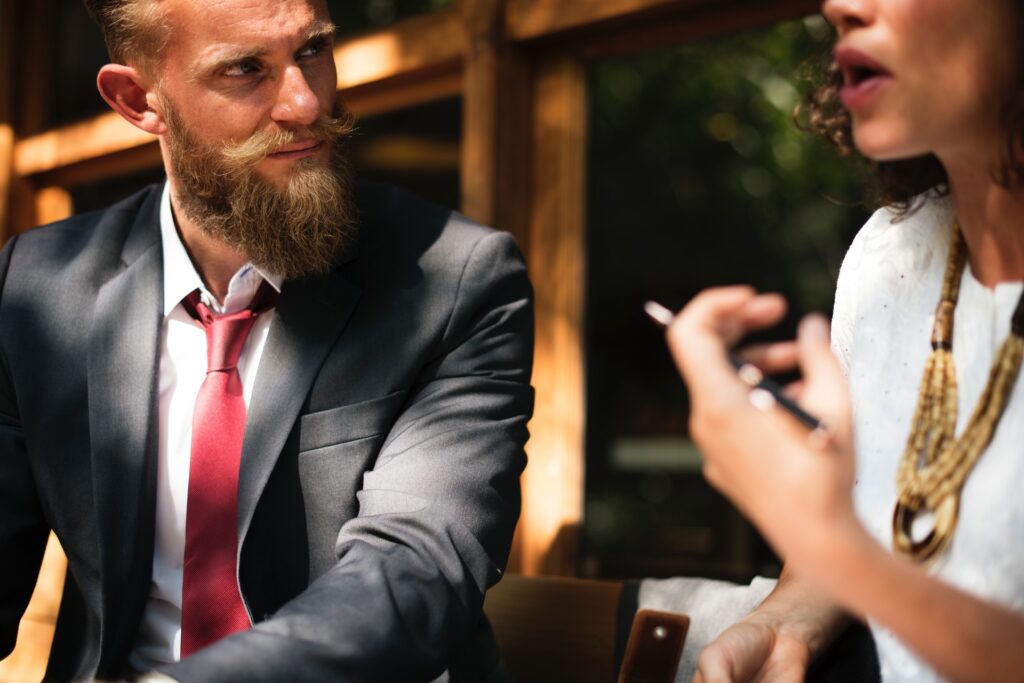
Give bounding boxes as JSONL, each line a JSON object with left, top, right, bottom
{"left": 508, "top": 0, "right": 703, "bottom": 41}
{"left": 32, "top": 141, "right": 162, "bottom": 191}
{"left": 342, "top": 68, "right": 462, "bottom": 119}
{"left": 457, "top": 0, "right": 532, "bottom": 243}
{"left": 459, "top": 0, "right": 503, "bottom": 225}
{"left": 0, "top": 0, "right": 15, "bottom": 241}
{"left": 334, "top": 9, "right": 465, "bottom": 91}
{"left": 15, "top": 10, "right": 467, "bottom": 182}
{"left": 17, "top": 0, "right": 54, "bottom": 137}
{"left": 0, "top": 535, "right": 67, "bottom": 683}
{"left": 14, "top": 112, "right": 156, "bottom": 179}
{"left": 34, "top": 187, "right": 73, "bottom": 226}
{"left": 518, "top": 57, "right": 587, "bottom": 577}
{"left": 508, "top": 0, "right": 819, "bottom": 46}
{"left": 581, "top": 0, "right": 821, "bottom": 59}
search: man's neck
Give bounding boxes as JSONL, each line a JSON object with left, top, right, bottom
{"left": 167, "top": 181, "right": 248, "bottom": 305}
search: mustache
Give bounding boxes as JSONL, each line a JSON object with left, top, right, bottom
{"left": 221, "top": 112, "right": 356, "bottom": 167}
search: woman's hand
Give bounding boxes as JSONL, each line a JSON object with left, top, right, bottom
{"left": 692, "top": 617, "right": 810, "bottom": 683}
{"left": 692, "top": 567, "right": 850, "bottom": 683}
{"left": 669, "top": 287, "right": 1024, "bottom": 683}
{"left": 665, "top": 286, "right": 862, "bottom": 570}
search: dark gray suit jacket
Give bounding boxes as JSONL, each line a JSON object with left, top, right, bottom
{"left": 0, "top": 181, "right": 534, "bottom": 682}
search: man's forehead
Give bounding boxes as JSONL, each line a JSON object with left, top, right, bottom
{"left": 162, "top": 0, "right": 332, "bottom": 58}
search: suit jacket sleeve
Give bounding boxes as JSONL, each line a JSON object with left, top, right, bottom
{"left": 162, "top": 230, "right": 534, "bottom": 682}
{"left": 0, "top": 234, "right": 52, "bottom": 657}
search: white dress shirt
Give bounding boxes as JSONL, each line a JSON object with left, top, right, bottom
{"left": 130, "top": 183, "right": 283, "bottom": 671}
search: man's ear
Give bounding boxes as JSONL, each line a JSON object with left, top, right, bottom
{"left": 96, "top": 64, "right": 167, "bottom": 135}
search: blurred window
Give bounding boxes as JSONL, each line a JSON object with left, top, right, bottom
{"left": 350, "top": 97, "right": 461, "bottom": 211}
{"left": 70, "top": 167, "right": 167, "bottom": 216}
{"left": 583, "top": 16, "right": 872, "bottom": 581}
{"left": 47, "top": 2, "right": 110, "bottom": 128}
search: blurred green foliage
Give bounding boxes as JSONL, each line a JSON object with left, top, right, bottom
{"left": 584, "top": 16, "right": 875, "bottom": 580}
{"left": 589, "top": 15, "right": 872, "bottom": 314}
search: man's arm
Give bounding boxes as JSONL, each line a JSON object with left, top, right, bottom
{"left": 163, "top": 230, "right": 534, "bottom": 682}
{"left": 0, "top": 234, "right": 52, "bottom": 657}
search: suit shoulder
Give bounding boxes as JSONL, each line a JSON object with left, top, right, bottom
{"left": 353, "top": 181, "right": 519, "bottom": 268}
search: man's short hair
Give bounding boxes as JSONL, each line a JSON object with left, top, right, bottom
{"left": 83, "top": 0, "right": 169, "bottom": 72}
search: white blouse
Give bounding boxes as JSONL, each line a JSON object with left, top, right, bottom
{"left": 831, "top": 195, "right": 1024, "bottom": 682}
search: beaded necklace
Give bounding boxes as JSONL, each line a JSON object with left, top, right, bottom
{"left": 893, "top": 225, "right": 1024, "bottom": 562}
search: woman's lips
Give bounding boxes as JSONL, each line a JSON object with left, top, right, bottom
{"left": 269, "top": 140, "right": 323, "bottom": 160}
{"left": 834, "top": 47, "right": 893, "bottom": 111}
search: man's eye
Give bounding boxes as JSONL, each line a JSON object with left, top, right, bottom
{"left": 298, "top": 38, "right": 329, "bottom": 60}
{"left": 224, "top": 60, "right": 261, "bottom": 77}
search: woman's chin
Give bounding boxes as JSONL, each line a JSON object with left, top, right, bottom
{"left": 853, "top": 130, "right": 928, "bottom": 163}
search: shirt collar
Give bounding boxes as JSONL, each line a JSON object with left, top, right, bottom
{"left": 159, "top": 182, "right": 284, "bottom": 316}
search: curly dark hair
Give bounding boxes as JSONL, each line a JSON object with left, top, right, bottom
{"left": 800, "top": 24, "right": 1024, "bottom": 213}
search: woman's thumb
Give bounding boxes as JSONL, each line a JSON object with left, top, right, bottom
{"left": 796, "top": 313, "right": 849, "bottom": 422}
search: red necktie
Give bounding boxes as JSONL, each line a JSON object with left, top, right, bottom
{"left": 180, "top": 282, "right": 277, "bottom": 656}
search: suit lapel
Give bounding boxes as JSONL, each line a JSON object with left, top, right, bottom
{"left": 87, "top": 191, "right": 163, "bottom": 667}
{"left": 237, "top": 270, "right": 362, "bottom": 546}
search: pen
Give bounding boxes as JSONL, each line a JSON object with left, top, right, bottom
{"left": 643, "top": 300, "right": 827, "bottom": 434}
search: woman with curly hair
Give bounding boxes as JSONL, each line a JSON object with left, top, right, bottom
{"left": 665, "top": 1, "right": 1024, "bottom": 681}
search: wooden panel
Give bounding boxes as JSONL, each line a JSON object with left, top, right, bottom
{"left": 518, "top": 57, "right": 587, "bottom": 577}
{"left": 34, "top": 187, "right": 73, "bottom": 226}
{"left": 5, "top": 177, "right": 38, "bottom": 238}
{"left": 35, "top": 141, "right": 162, "bottom": 191}
{"left": 484, "top": 574, "right": 623, "bottom": 682}
{"left": 14, "top": 112, "right": 156, "bottom": 178}
{"left": 0, "top": 0, "right": 16, "bottom": 241}
{"left": 0, "top": 534, "right": 67, "bottom": 683}
{"left": 509, "top": 0, "right": 819, "bottom": 49}
{"left": 0, "top": 123, "right": 12, "bottom": 241}
{"left": 334, "top": 9, "right": 465, "bottom": 90}
{"left": 582, "top": 0, "right": 821, "bottom": 60}
{"left": 459, "top": 0, "right": 503, "bottom": 225}
{"left": 342, "top": 69, "right": 462, "bottom": 119}
{"left": 508, "top": 0, "right": 703, "bottom": 41}
{"left": 16, "top": 0, "right": 53, "bottom": 138}
{"left": 458, "top": 0, "right": 533, "bottom": 245}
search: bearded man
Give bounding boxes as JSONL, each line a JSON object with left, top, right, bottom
{"left": 0, "top": 0, "right": 533, "bottom": 681}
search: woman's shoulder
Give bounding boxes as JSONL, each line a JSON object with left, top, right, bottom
{"left": 831, "top": 193, "right": 954, "bottom": 369}
{"left": 844, "top": 193, "right": 954, "bottom": 281}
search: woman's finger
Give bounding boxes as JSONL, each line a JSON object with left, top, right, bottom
{"left": 667, "top": 288, "right": 786, "bottom": 400}
{"left": 737, "top": 341, "right": 799, "bottom": 375}
{"left": 795, "top": 314, "right": 851, "bottom": 438}
{"left": 783, "top": 379, "right": 805, "bottom": 401}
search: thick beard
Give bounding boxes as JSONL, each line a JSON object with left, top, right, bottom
{"left": 162, "top": 98, "right": 357, "bottom": 279}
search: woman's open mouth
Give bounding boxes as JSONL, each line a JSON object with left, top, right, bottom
{"left": 835, "top": 47, "right": 892, "bottom": 111}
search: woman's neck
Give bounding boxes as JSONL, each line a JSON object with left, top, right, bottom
{"left": 943, "top": 153, "right": 1024, "bottom": 288}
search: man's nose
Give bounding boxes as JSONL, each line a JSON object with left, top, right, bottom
{"left": 271, "top": 65, "right": 321, "bottom": 127}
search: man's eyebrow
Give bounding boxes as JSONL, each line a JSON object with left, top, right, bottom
{"left": 306, "top": 21, "right": 338, "bottom": 44}
{"left": 196, "top": 21, "right": 337, "bottom": 76}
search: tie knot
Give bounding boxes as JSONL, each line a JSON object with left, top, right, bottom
{"left": 202, "top": 312, "right": 259, "bottom": 372}
{"left": 183, "top": 283, "right": 279, "bottom": 373}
